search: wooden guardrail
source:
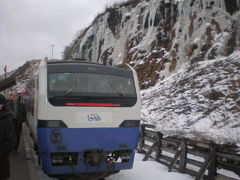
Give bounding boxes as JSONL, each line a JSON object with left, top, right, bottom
{"left": 138, "top": 124, "right": 240, "bottom": 180}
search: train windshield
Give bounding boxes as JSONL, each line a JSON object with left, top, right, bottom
{"left": 47, "top": 68, "right": 137, "bottom": 107}
{"left": 48, "top": 73, "right": 135, "bottom": 96}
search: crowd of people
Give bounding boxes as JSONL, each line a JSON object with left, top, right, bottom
{"left": 0, "top": 92, "right": 26, "bottom": 180}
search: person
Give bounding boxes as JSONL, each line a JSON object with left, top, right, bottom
{"left": 0, "top": 94, "right": 16, "bottom": 179}
{"left": 8, "top": 92, "right": 26, "bottom": 153}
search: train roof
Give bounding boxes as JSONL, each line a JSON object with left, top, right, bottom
{"left": 46, "top": 60, "right": 133, "bottom": 71}
{"left": 47, "top": 60, "right": 102, "bottom": 65}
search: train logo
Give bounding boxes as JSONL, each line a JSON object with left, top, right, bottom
{"left": 87, "top": 113, "right": 101, "bottom": 121}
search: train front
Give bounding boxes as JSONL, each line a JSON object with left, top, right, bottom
{"left": 37, "top": 61, "right": 141, "bottom": 178}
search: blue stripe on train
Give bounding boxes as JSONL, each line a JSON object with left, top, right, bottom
{"left": 37, "top": 127, "right": 140, "bottom": 175}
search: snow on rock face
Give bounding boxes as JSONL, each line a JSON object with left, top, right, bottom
{"left": 9, "top": 60, "right": 40, "bottom": 93}
{"left": 174, "top": 0, "right": 239, "bottom": 65}
{"left": 65, "top": 0, "right": 239, "bottom": 89}
{"left": 65, "top": 0, "right": 180, "bottom": 87}
{"left": 141, "top": 51, "right": 240, "bottom": 144}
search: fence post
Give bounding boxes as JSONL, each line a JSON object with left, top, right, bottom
{"left": 143, "top": 142, "right": 157, "bottom": 161}
{"left": 155, "top": 132, "right": 163, "bottom": 161}
{"left": 208, "top": 142, "right": 216, "bottom": 180}
{"left": 138, "top": 124, "right": 145, "bottom": 153}
{"left": 179, "top": 138, "right": 187, "bottom": 172}
{"left": 195, "top": 142, "right": 215, "bottom": 180}
{"left": 168, "top": 149, "right": 182, "bottom": 172}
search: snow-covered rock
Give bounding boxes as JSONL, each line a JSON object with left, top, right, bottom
{"left": 64, "top": 0, "right": 240, "bottom": 89}
{"left": 141, "top": 51, "right": 240, "bottom": 144}
{"left": 4, "top": 60, "right": 40, "bottom": 93}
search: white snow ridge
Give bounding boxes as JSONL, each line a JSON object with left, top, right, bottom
{"left": 141, "top": 51, "right": 240, "bottom": 145}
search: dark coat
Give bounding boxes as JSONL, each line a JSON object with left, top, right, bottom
{"left": 0, "top": 112, "right": 16, "bottom": 179}
{"left": 8, "top": 100, "right": 26, "bottom": 125}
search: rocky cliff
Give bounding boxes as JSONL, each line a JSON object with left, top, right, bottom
{"left": 64, "top": 0, "right": 240, "bottom": 89}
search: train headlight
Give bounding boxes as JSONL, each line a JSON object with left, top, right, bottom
{"left": 51, "top": 156, "right": 64, "bottom": 164}
{"left": 52, "top": 157, "right": 58, "bottom": 164}
{"left": 50, "top": 152, "right": 78, "bottom": 166}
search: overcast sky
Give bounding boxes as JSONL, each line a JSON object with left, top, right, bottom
{"left": 0, "top": 0, "right": 122, "bottom": 75}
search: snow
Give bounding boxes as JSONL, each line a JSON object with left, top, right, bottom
{"left": 218, "top": 169, "right": 240, "bottom": 180}
{"left": 141, "top": 51, "right": 240, "bottom": 144}
{"left": 68, "top": 0, "right": 179, "bottom": 66}
{"left": 107, "top": 153, "right": 193, "bottom": 180}
{"left": 9, "top": 60, "right": 40, "bottom": 94}
{"left": 37, "top": 153, "right": 194, "bottom": 180}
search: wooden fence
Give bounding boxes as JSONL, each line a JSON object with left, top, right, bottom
{"left": 138, "top": 124, "right": 240, "bottom": 180}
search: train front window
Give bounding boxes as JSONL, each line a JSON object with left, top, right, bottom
{"left": 48, "top": 73, "right": 135, "bottom": 96}
{"left": 47, "top": 72, "right": 137, "bottom": 107}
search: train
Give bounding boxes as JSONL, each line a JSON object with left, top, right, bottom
{"left": 24, "top": 59, "right": 141, "bottom": 179}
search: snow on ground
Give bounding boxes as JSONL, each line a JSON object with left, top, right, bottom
{"left": 218, "top": 169, "right": 240, "bottom": 180}
{"left": 106, "top": 153, "right": 193, "bottom": 180}
{"left": 37, "top": 153, "right": 194, "bottom": 180}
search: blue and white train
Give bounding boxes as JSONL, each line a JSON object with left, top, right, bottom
{"left": 25, "top": 59, "right": 141, "bottom": 179}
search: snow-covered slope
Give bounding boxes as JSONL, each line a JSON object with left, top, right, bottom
{"left": 141, "top": 51, "right": 240, "bottom": 144}
{"left": 3, "top": 60, "right": 40, "bottom": 93}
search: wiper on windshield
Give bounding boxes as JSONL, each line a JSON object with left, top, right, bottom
{"left": 110, "top": 83, "right": 125, "bottom": 97}
{"left": 65, "top": 88, "right": 74, "bottom": 96}
{"left": 64, "top": 74, "right": 79, "bottom": 96}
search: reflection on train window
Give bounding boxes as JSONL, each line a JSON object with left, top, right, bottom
{"left": 48, "top": 73, "right": 135, "bottom": 96}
